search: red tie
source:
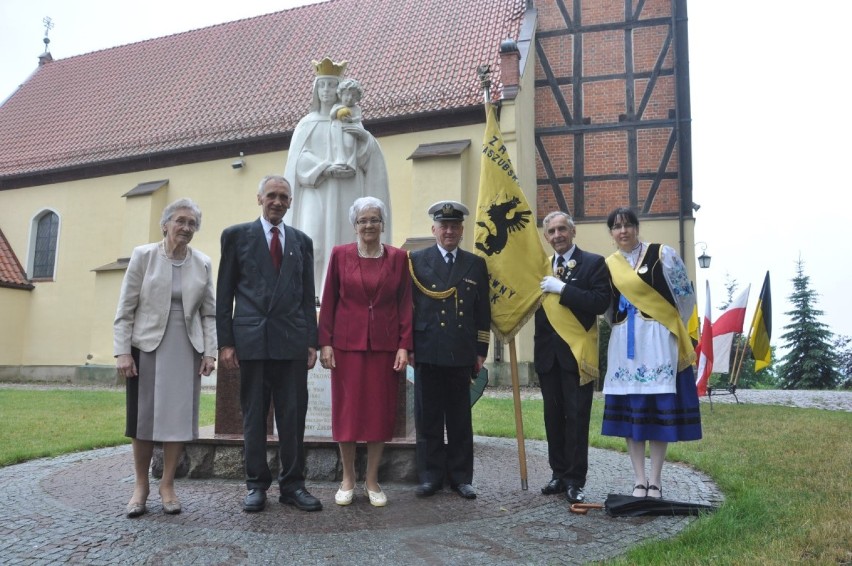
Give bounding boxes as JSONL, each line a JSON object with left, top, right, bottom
{"left": 270, "top": 226, "right": 282, "bottom": 271}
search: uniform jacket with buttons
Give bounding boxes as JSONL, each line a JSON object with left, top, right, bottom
{"left": 410, "top": 245, "right": 490, "bottom": 367}
{"left": 113, "top": 241, "right": 217, "bottom": 357}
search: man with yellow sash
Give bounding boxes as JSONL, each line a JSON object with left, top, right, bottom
{"left": 535, "top": 211, "right": 610, "bottom": 504}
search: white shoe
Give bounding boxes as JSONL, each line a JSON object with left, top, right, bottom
{"left": 334, "top": 485, "right": 354, "bottom": 506}
{"left": 365, "top": 485, "right": 387, "bottom": 507}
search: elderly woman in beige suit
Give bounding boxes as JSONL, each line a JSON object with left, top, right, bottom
{"left": 114, "top": 198, "right": 217, "bottom": 517}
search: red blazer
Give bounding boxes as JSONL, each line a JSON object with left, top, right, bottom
{"left": 318, "top": 243, "right": 413, "bottom": 352}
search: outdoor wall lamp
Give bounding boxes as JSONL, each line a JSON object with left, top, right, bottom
{"left": 695, "top": 242, "right": 711, "bottom": 269}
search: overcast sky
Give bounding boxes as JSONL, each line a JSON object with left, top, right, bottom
{"left": 2, "top": 0, "right": 850, "bottom": 351}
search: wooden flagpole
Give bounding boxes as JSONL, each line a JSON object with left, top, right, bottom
{"left": 728, "top": 332, "right": 744, "bottom": 386}
{"left": 732, "top": 323, "right": 755, "bottom": 387}
{"left": 477, "top": 64, "right": 528, "bottom": 489}
{"left": 508, "top": 338, "right": 529, "bottom": 490}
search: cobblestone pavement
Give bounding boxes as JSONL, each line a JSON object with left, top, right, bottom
{"left": 0, "top": 436, "right": 721, "bottom": 565}
{"left": 4, "top": 384, "right": 849, "bottom": 564}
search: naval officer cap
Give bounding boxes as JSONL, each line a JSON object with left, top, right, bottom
{"left": 428, "top": 200, "right": 469, "bottom": 221}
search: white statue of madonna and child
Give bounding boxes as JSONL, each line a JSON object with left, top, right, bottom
{"left": 284, "top": 57, "right": 391, "bottom": 296}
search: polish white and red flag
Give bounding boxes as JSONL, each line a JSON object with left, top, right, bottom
{"left": 695, "top": 281, "right": 714, "bottom": 397}
{"left": 712, "top": 285, "right": 750, "bottom": 374}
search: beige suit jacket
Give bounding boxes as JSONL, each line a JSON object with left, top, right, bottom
{"left": 113, "top": 242, "right": 217, "bottom": 357}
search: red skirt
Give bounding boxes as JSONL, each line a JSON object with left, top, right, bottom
{"left": 331, "top": 349, "right": 400, "bottom": 442}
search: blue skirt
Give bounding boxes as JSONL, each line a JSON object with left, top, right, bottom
{"left": 601, "top": 365, "right": 702, "bottom": 442}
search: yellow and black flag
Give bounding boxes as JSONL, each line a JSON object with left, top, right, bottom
{"left": 748, "top": 271, "right": 772, "bottom": 372}
{"left": 473, "top": 104, "right": 547, "bottom": 341}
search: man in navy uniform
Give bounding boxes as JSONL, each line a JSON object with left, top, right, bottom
{"left": 409, "top": 201, "right": 491, "bottom": 499}
{"left": 535, "top": 211, "right": 609, "bottom": 504}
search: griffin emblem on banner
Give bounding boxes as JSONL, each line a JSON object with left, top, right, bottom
{"left": 475, "top": 196, "right": 533, "bottom": 256}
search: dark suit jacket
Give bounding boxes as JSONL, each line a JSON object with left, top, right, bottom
{"left": 410, "top": 245, "right": 490, "bottom": 367}
{"left": 534, "top": 246, "right": 609, "bottom": 375}
{"left": 318, "top": 243, "right": 413, "bottom": 352}
{"left": 216, "top": 219, "right": 317, "bottom": 360}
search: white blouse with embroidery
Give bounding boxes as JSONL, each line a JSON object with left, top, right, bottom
{"left": 603, "top": 243, "right": 695, "bottom": 396}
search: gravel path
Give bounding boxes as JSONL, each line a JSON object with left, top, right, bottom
{"left": 482, "top": 386, "right": 852, "bottom": 412}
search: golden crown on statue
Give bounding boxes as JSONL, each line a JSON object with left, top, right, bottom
{"left": 313, "top": 57, "right": 348, "bottom": 77}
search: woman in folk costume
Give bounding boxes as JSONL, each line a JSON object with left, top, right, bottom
{"left": 601, "top": 207, "right": 701, "bottom": 499}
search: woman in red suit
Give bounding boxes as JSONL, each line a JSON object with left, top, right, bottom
{"left": 318, "top": 196, "right": 413, "bottom": 507}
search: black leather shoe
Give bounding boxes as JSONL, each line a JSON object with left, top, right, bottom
{"left": 541, "top": 478, "right": 566, "bottom": 495}
{"left": 566, "top": 485, "right": 585, "bottom": 504}
{"left": 243, "top": 488, "right": 267, "bottom": 512}
{"left": 452, "top": 484, "right": 477, "bottom": 500}
{"left": 415, "top": 482, "right": 441, "bottom": 497}
{"left": 279, "top": 488, "right": 323, "bottom": 512}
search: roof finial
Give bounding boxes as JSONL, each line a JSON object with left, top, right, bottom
{"left": 42, "top": 16, "right": 54, "bottom": 53}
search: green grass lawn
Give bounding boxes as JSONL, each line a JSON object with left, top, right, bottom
{"left": 0, "top": 389, "right": 215, "bottom": 467}
{"left": 474, "top": 397, "right": 852, "bottom": 565}
{"left": 1, "top": 389, "right": 849, "bottom": 564}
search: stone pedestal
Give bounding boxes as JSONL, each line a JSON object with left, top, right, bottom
{"left": 154, "top": 430, "right": 417, "bottom": 483}
{"left": 161, "top": 363, "right": 417, "bottom": 482}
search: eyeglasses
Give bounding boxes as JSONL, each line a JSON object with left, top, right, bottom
{"left": 610, "top": 223, "right": 636, "bottom": 231}
{"left": 172, "top": 219, "right": 198, "bottom": 230}
{"left": 356, "top": 218, "right": 383, "bottom": 226}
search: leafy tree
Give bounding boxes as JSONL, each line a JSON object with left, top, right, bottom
{"left": 778, "top": 258, "right": 839, "bottom": 389}
{"left": 833, "top": 335, "right": 852, "bottom": 389}
{"left": 718, "top": 273, "right": 739, "bottom": 311}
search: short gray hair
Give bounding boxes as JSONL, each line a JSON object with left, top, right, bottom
{"left": 258, "top": 175, "right": 289, "bottom": 195}
{"left": 160, "top": 198, "right": 202, "bottom": 231}
{"left": 542, "top": 210, "right": 574, "bottom": 229}
{"left": 349, "top": 196, "right": 388, "bottom": 226}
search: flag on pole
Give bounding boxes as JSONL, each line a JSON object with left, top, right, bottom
{"left": 695, "top": 280, "right": 714, "bottom": 396}
{"left": 748, "top": 272, "right": 772, "bottom": 372}
{"left": 687, "top": 304, "right": 700, "bottom": 344}
{"left": 711, "top": 285, "right": 750, "bottom": 374}
{"left": 473, "top": 104, "right": 547, "bottom": 341}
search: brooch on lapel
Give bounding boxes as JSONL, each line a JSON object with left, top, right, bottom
{"left": 638, "top": 265, "right": 648, "bottom": 274}
{"left": 567, "top": 259, "right": 577, "bottom": 269}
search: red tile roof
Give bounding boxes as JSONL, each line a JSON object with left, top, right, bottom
{"left": 0, "top": 0, "right": 524, "bottom": 179}
{"left": 0, "top": 228, "right": 34, "bottom": 289}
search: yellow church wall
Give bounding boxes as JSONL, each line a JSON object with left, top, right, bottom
{"left": 0, "top": 120, "right": 498, "bottom": 370}
{"left": 0, "top": 63, "right": 697, "bottom": 377}
{"left": 0, "top": 287, "right": 31, "bottom": 365}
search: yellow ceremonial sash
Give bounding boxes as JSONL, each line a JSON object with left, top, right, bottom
{"left": 542, "top": 255, "right": 600, "bottom": 385}
{"left": 606, "top": 251, "right": 696, "bottom": 371}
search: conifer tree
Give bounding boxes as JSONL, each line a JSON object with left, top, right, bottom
{"left": 778, "top": 258, "right": 838, "bottom": 389}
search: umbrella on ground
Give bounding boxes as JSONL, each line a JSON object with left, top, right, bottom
{"left": 603, "top": 494, "right": 716, "bottom": 517}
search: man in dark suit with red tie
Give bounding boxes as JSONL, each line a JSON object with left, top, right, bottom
{"left": 409, "top": 201, "right": 491, "bottom": 500}
{"left": 216, "top": 175, "right": 322, "bottom": 513}
{"left": 534, "top": 211, "right": 610, "bottom": 504}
